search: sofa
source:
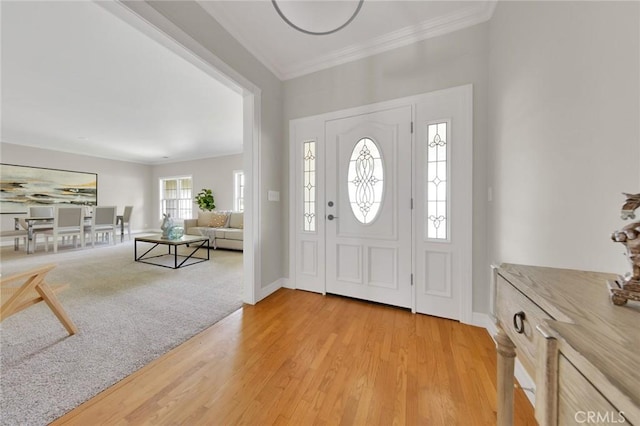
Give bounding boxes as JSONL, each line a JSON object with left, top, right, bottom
{"left": 184, "top": 211, "right": 243, "bottom": 250}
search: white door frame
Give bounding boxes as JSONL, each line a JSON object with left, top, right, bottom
{"left": 289, "top": 86, "right": 473, "bottom": 322}
{"left": 102, "top": 1, "right": 261, "bottom": 304}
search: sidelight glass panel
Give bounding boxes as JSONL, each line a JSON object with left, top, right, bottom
{"left": 303, "top": 140, "right": 316, "bottom": 232}
{"left": 348, "top": 137, "right": 384, "bottom": 224}
{"left": 426, "top": 122, "right": 448, "bottom": 240}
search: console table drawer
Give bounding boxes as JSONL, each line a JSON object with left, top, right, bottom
{"left": 557, "top": 355, "right": 630, "bottom": 425}
{"left": 496, "top": 275, "right": 552, "bottom": 374}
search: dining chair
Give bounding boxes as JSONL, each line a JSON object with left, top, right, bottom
{"left": 27, "top": 206, "right": 54, "bottom": 251}
{"left": 43, "top": 206, "right": 85, "bottom": 253}
{"left": 30, "top": 206, "right": 54, "bottom": 218}
{"left": 85, "top": 206, "right": 117, "bottom": 247}
{"left": 118, "top": 206, "right": 133, "bottom": 242}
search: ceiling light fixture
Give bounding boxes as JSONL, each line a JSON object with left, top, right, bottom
{"left": 271, "top": 0, "right": 364, "bottom": 36}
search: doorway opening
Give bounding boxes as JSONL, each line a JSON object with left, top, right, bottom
{"left": 102, "top": 1, "right": 262, "bottom": 304}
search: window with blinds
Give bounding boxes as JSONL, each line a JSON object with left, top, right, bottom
{"left": 160, "top": 176, "right": 193, "bottom": 220}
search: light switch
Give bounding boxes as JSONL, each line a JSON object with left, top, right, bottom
{"left": 268, "top": 190, "right": 280, "bottom": 202}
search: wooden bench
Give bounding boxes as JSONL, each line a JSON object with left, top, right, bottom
{"left": 0, "top": 229, "right": 29, "bottom": 251}
{"left": 1, "top": 264, "right": 78, "bottom": 335}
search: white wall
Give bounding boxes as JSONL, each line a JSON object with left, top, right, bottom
{"left": 488, "top": 2, "right": 640, "bottom": 283}
{"left": 0, "top": 142, "right": 152, "bottom": 232}
{"left": 283, "top": 23, "right": 491, "bottom": 313}
{"left": 151, "top": 154, "right": 243, "bottom": 225}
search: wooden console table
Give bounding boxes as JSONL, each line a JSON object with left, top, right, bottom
{"left": 494, "top": 264, "right": 639, "bottom": 425}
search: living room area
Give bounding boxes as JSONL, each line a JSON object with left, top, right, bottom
{"left": 1, "top": 135, "right": 248, "bottom": 426}
{"left": 0, "top": 144, "right": 248, "bottom": 425}
{"left": 0, "top": 2, "right": 249, "bottom": 423}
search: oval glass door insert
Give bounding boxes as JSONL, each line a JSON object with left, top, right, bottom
{"left": 347, "top": 137, "right": 384, "bottom": 224}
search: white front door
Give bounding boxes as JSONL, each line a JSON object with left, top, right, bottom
{"left": 325, "top": 106, "right": 413, "bottom": 308}
{"left": 290, "top": 86, "right": 473, "bottom": 321}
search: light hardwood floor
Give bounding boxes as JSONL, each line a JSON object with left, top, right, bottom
{"left": 53, "top": 289, "right": 536, "bottom": 425}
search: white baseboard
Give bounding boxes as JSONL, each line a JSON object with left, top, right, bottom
{"left": 471, "top": 311, "right": 497, "bottom": 333}
{"left": 472, "top": 312, "right": 536, "bottom": 406}
{"left": 514, "top": 357, "right": 536, "bottom": 406}
{"left": 256, "top": 278, "right": 285, "bottom": 301}
{"left": 282, "top": 278, "right": 294, "bottom": 289}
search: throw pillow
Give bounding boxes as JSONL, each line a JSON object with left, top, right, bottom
{"left": 210, "top": 213, "right": 227, "bottom": 228}
{"left": 229, "top": 212, "right": 244, "bottom": 229}
{"left": 197, "top": 211, "right": 214, "bottom": 227}
{"left": 197, "top": 211, "right": 228, "bottom": 227}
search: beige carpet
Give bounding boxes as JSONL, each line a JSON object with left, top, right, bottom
{"left": 0, "top": 238, "right": 243, "bottom": 425}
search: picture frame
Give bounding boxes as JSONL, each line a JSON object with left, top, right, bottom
{"left": 0, "top": 163, "right": 98, "bottom": 214}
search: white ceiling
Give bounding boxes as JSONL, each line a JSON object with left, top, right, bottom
{"left": 1, "top": 1, "right": 495, "bottom": 165}
{"left": 1, "top": 1, "right": 244, "bottom": 165}
{"left": 200, "top": 0, "right": 496, "bottom": 80}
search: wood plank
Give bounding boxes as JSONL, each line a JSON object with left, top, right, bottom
{"left": 52, "top": 289, "right": 536, "bottom": 425}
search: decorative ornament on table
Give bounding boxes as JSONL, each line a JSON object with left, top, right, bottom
{"left": 168, "top": 226, "right": 184, "bottom": 240}
{"left": 160, "top": 213, "right": 174, "bottom": 239}
{"left": 609, "top": 192, "right": 640, "bottom": 305}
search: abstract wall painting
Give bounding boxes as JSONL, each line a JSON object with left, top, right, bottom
{"left": 0, "top": 164, "right": 97, "bottom": 214}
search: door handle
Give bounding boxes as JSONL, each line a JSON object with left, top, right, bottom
{"left": 513, "top": 311, "right": 526, "bottom": 334}
{"left": 327, "top": 214, "right": 338, "bottom": 220}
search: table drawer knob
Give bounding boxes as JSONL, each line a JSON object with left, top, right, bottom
{"left": 513, "top": 311, "right": 526, "bottom": 334}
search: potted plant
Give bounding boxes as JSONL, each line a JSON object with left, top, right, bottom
{"left": 195, "top": 188, "right": 216, "bottom": 211}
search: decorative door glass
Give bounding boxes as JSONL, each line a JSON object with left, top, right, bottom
{"left": 347, "top": 137, "right": 384, "bottom": 224}
{"left": 426, "top": 122, "right": 448, "bottom": 239}
{"left": 303, "top": 140, "right": 316, "bottom": 232}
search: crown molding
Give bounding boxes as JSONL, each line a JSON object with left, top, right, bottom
{"left": 200, "top": 0, "right": 497, "bottom": 82}
{"left": 282, "top": 1, "right": 497, "bottom": 80}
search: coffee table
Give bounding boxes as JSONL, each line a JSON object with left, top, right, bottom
{"left": 134, "top": 235, "right": 209, "bottom": 269}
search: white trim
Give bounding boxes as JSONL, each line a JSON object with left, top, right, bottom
{"left": 112, "top": 0, "right": 261, "bottom": 306}
{"left": 289, "top": 86, "right": 472, "bottom": 133}
{"left": 199, "top": 1, "right": 497, "bottom": 81}
{"left": 471, "top": 312, "right": 497, "bottom": 333}
{"left": 243, "top": 90, "right": 261, "bottom": 305}
{"left": 458, "top": 85, "right": 474, "bottom": 325}
{"left": 258, "top": 278, "right": 286, "bottom": 301}
{"left": 282, "top": 2, "right": 497, "bottom": 80}
{"left": 282, "top": 278, "right": 294, "bottom": 290}
{"left": 474, "top": 312, "right": 537, "bottom": 407}
{"left": 288, "top": 120, "right": 297, "bottom": 291}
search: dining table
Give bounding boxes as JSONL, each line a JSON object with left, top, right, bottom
{"left": 15, "top": 214, "right": 124, "bottom": 254}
